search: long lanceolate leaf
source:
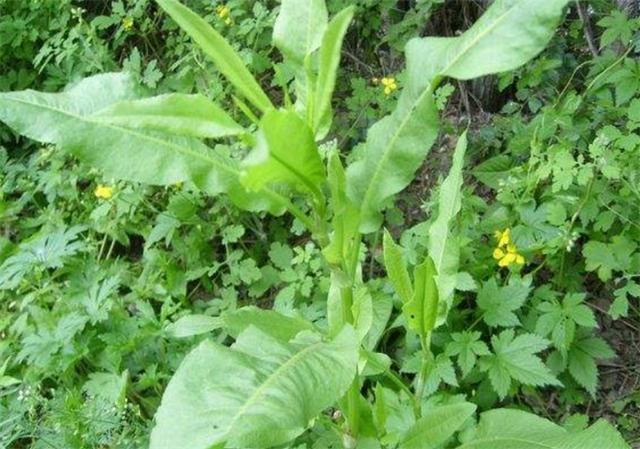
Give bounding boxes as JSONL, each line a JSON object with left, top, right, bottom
{"left": 312, "top": 6, "right": 354, "bottom": 135}
{"left": 150, "top": 326, "right": 359, "bottom": 449}
{"left": 346, "top": 0, "right": 570, "bottom": 233}
{"left": 94, "top": 93, "right": 245, "bottom": 138}
{"left": 273, "top": 0, "right": 328, "bottom": 67}
{"left": 155, "top": 0, "right": 273, "bottom": 113}
{"left": 0, "top": 73, "right": 283, "bottom": 214}
{"left": 429, "top": 132, "right": 467, "bottom": 327}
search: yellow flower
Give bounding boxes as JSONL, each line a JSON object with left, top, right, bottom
{"left": 492, "top": 232, "right": 525, "bottom": 268}
{"left": 381, "top": 77, "right": 398, "bottom": 96}
{"left": 94, "top": 185, "right": 114, "bottom": 200}
{"left": 122, "top": 17, "right": 134, "bottom": 31}
{"left": 495, "top": 228, "right": 511, "bottom": 248}
{"left": 216, "top": 4, "right": 231, "bottom": 19}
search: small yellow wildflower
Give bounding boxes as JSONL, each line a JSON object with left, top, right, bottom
{"left": 122, "top": 17, "right": 134, "bottom": 31}
{"left": 492, "top": 228, "right": 525, "bottom": 267}
{"left": 381, "top": 77, "right": 398, "bottom": 96}
{"left": 94, "top": 185, "right": 114, "bottom": 200}
{"left": 216, "top": 4, "right": 231, "bottom": 19}
{"left": 494, "top": 228, "right": 511, "bottom": 248}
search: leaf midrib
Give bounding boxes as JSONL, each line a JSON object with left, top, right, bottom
{"left": 223, "top": 340, "right": 326, "bottom": 442}
{"left": 430, "top": 149, "right": 463, "bottom": 273}
{"left": 4, "top": 94, "right": 239, "bottom": 177}
{"left": 358, "top": 2, "right": 518, "bottom": 224}
{"left": 3, "top": 94, "right": 287, "bottom": 207}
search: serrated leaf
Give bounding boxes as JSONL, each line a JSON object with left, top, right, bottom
{"left": 582, "top": 236, "right": 637, "bottom": 282}
{"left": 150, "top": 326, "right": 358, "bottom": 449}
{"left": 478, "top": 276, "right": 531, "bottom": 328}
{"left": 447, "top": 331, "right": 490, "bottom": 377}
{"left": 536, "top": 293, "right": 596, "bottom": 352}
{"left": 567, "top": 335, "right": 615, "bottom": 397}
{"left": 480, "top": 329, "right": 560, "bottom": 399}
{"left": 568, "top": 348, "right": 598, "bottom": 396}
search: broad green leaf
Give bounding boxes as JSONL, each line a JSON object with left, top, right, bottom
{"left": 0, "top": 74, "right": 284, "bottom": 214}
{"left": 457, "top": 409, "right": 630, "bottom": 449}
{"left": 466, "top": 409, "right": 565, "bottom": 445}
{"left": 166, "top": 314, "right": 222, "bottom": 338}
{"left": 399, "top": 402, "right": 476, "bottom": 449}
{"left": 241, "top": 109, "right": 325, "bottom": 195}
{"left": 273, "top": 0, "right": 328, "bottom": 66}
{"left": 363, "top": 289, "right": 393, "bottom": 350}
{"left": 352, "top": 285, "right": 374, "bottom": 341}
{"left": 428, "top": 132, "right": 467, "bottom": 326}
{"left": 346, "top": 84, "right": 439, "bottom": 233}
{"left": 223, "top": 306, "right": 315, "bottom": 341}
{"left": 403, "top": 257, "right": 438, "bottom": 337}
{"left": 156, "top": 0, "right": 273, "bottom": 113}
{"left": 94, "top": 94, "right": 244, "bottom": 138}
{"left": 346, "top": 0, "right": 568, "bottom": 233}
{"left": 0, "top": 73, "right": 136, "bottom": 142}
{"left": 150, "top": 326, "right": 359, "bottom": 449}
{"left": 408, "top": 0, "right": 570, "bottom": 83}
{"left": 313, "top": 6, "right": 354, "bottom": 135}
{"left": 472, "top": 155, "right": 513, "bottom": 189}
{"left": 383, "top": 229, "right": 413, "bottom": 304}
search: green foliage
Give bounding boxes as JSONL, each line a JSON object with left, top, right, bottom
{"left": 150, "top": 326, "right": 358, "bottom": 449}
{"left": 479, "top": 329, "right": 560, "bottom": 399}
{"left": 0, "top": 0, "right": 636, "bottom": 448}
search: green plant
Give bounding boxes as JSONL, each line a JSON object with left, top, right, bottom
{"left": 0, "top": 0, "right": 632, "bottom": 448}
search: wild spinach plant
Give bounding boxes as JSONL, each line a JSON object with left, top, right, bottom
{"left": 0, "top": 0, "right": 631, "bottom": 447}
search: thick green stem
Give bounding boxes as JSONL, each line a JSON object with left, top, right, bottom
{"left": 340, "top": 284, "right": 360, "bottom": 439}
{"left": 414, "top": 333, "right": 433, "bottom": 412}
{"left": 346, "top": 378, "right": 360, "bottom": 440}
{"left": 340, "top": 236, "right": 363, "bottom": 439}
